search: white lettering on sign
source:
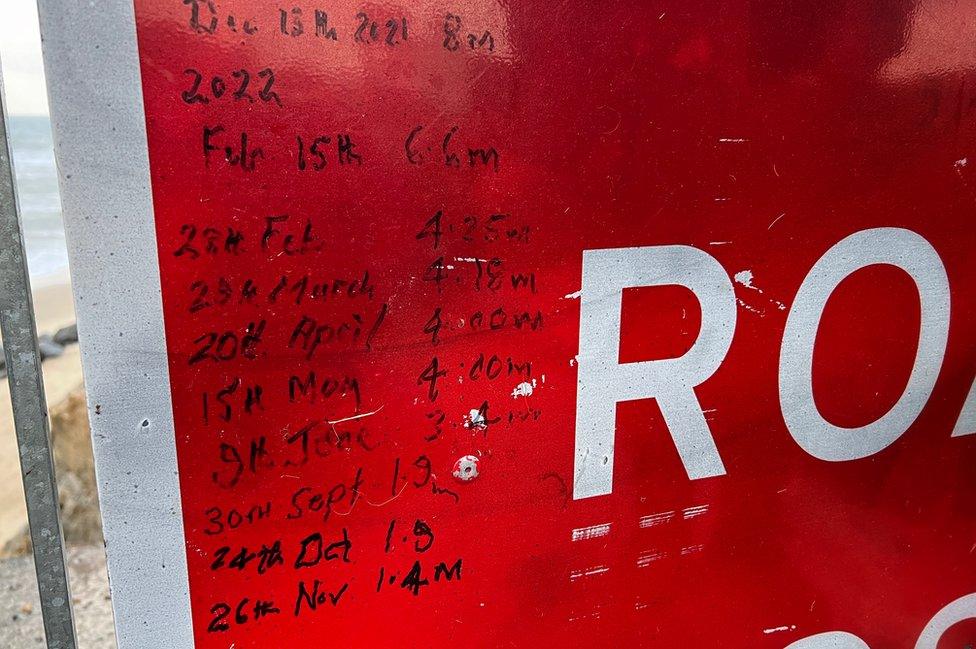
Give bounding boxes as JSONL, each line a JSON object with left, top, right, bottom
{"left": 951, "top": 377, "right": 976, "bottom": 437}
{"left": 779, "top": 228, "right": 950, "bottom": 461}
{"left": 784, "top": 592, "right": 976, "bottom": 648}
{"left": 915, "top": 592, "right": 976, "bottom": 648}
{"left": 574, "top": 245, "right": 735, "bottom": 499}
{"left": 574, "top": 228, "right": 965, "bottom": 501}
{"left": 784, "top": 631, "right": 870, "bottom": 648}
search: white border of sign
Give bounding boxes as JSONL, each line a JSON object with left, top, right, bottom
{"left": 37, "top": 1, "right": 193, "bottom": 647}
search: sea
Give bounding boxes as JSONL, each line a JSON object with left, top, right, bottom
{"left": 7, "top": 114, "right": 68, "bottom": 281}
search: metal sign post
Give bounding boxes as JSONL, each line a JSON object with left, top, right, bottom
{"left": 0, "top": 62, "right": 77, "bottom": 649}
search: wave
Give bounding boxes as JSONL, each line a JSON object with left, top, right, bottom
{"left": 8, "top": 115, "right": 69, "bottom": 279}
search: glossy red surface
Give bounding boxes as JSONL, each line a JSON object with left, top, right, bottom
{"left": 133, "top": 1, "right": 975, "bottom": 646}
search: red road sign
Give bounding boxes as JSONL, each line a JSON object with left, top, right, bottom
{"left": 47, "top": 0, "right": 976, "bottom": 646}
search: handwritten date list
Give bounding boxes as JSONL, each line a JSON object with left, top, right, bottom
{"left": 140, "top": 0, "right": 547, "bottom": 644}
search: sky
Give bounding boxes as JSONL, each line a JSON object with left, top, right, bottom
{"left": 0, "top": 0, "right": 49, "bottom": 115}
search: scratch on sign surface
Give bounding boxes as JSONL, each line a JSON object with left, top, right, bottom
{"left": 682, "top": 504, "right": 709, "bottom": 520}
{"left": 571, "top": 523, "right": 611, "bottom": 542}
{"left": 637, "top": 550, "right": 667, "bottom": 567}
{"left": 570, "top": 565, "right": 610, "bottom": 580}
{"left": 568, "top": 610, "right": 601, "bottom": 622}
{"left": 639, "top": 511, "right": 675, "bottom": 528}
{"left": 767, "top": 212, "right": 786, "bottom": 229}
{"left": 328, "top": 405, "right": 384, "bottom": 425}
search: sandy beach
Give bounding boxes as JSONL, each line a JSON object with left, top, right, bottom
{"left": 0, "top": 271, "right": 84, "bottom": 548}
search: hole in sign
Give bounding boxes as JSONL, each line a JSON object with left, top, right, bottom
{"left": 452, "top": 455, "right": 480, "bottom": 482}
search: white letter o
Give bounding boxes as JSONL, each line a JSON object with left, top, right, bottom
{"left": 779, "top": 228, "right": 949, "bottom": 461}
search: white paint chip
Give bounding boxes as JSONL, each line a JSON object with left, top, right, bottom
{"left": 463, "top": 408, "right": 486, "bottom": 430}
{"left": 511, "top": 379, "right": 536, "bottom": 398}
{"left": 734, "top": 269, "right": 755, "bottom": 288}
{"left": 735, "top": 269, "right": 786, "bottom": 313}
